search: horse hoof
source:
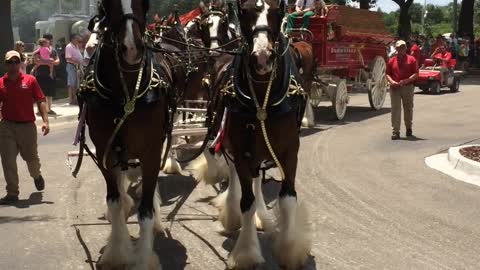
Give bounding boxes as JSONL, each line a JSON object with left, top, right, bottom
{"left": 227, "top": 249, "right": 264, "bottom": 270}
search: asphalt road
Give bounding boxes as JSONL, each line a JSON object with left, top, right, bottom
{"left": 1, "top": 77, "right": 480, "bottom": 270}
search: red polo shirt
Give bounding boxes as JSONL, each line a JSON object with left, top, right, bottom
{"left": 433, "top": 52, "right": 452, "bottom": 67}
{"left": 0, "top": 72, "right": 45, "bottom": 122}
{"left": 410, "top": 44, "right": 421, "bottom": 62}
{"left": 386, "top": 54, "right": 419, "bottom": 83}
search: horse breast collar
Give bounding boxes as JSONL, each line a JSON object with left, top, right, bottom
{"left": 80, "top": 46, "right": 170, "bottom": 106}
{"left": 229, "top": 37, "right": 304, "bottom": 115}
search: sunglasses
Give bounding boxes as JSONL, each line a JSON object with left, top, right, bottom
{"left": 6, "top": 60, "right": 20, "bottom": 65}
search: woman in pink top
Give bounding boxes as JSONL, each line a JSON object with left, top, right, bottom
{"left": 30, "top": 38, "right": 54, "bottom": 79}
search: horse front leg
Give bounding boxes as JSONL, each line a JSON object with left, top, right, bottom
{"left": 214, "top": 161, "right": 242, "bottom": 233}
{"left": 98, "top": 167, "right": 134, "bottom": 269}
{"left": 227, "top": 159, "right": 264, "bottom": 269}
{"left": 130, "top": 155, "right": 162, "bottom": 270}
{"left": 273, "top": 150, "right": 312, "bottom": 270}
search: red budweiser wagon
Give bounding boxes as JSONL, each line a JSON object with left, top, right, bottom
{"left": 286, "top": 5, "right": 394, "bottom": 120}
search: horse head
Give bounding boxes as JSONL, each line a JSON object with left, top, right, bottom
{"left": 98, "top": 0, "right": 150, "bottom": 65}
{"left": 237, "top": 0, "right": 285, "bottom": 75}
{"left": 198, "top": 0, "right": 231, "bottom": 50}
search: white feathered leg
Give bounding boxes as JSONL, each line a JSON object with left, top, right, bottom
{"left": 213, "top": 162, "right": 241, "bottom": 232}
{"left": 98, "top": 200, "right": 134, "bottom": 269}
{"left": 105, "top": 170, "right": 134, "bottom": 223}
{"left": 153, "top": 185, "right": 164, "bottom": 233}
{"left": 131, "top": 216, "right": 161, "bottom": 270}
{"left": 227, "top": 203, "right": 264, "bottom": 269}
{"left": 273, "top": 196, "right": 311, "bottom": 270}
{"left": 253, "top": 176, "right": 273, "bottom": 231}
{"left": 302, "top": 97, "right": 315, "bottom": 128}
{"left": 190, "top": 150, "right": 229, "bottom": 186}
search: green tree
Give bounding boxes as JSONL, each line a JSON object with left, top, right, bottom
{"left": 391, "top": 0, "right": 414, "bottom": 40}
{"left": 458, "top": 0, "right": 475, "bottom": 39}
{"left": 0, "top": 0, "right": 14, "bottom": 74}
{"left": 408, "top": 3, "right": 422, "bottom": 24}
{"left": 425, "top": 5, "right": 444, "bottom": 25}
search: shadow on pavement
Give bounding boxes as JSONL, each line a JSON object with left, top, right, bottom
{"left": 0, "top": 214, "right": 55, "bottom": 224}
{"left": 154, "top": 229, "right": 188, "bottom": 270}
{"left": 313, "top": 106, "right": 391, "bottom": 125}
{"left": 399, "top": 135, "right": 428, "bottom": 142}
{"left": 415, "top": 90, "right": 458, "bottom": 96}
{"left": 0, "top": 192, "right": 54, "bottom": 209}
{"left": 158, "top": 175, "right": 198, "bottom": 207}
{"left": 300, "top": 127, "right": 331, "bottom": 138}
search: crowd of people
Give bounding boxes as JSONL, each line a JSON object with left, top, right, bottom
{"left": 388, "top": 32, "right": 480, "bottom": 70}
{"left": 12, "top": 33, "right": 86, "bottom": 115}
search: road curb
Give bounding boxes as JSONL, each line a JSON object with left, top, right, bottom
{"left": 448, "top": 145, "right": 480, "bottom": 177}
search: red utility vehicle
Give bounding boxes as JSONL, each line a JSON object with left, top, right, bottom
{"left": 414, "top": 58, "right": 461, "bottom": 95}
{"left": 286, "top": 5, "right": 394, "bottom": 120}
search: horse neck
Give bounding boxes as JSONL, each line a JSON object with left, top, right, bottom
{"left": 245, "top": 52, "right": 287, "bottom": 101}
{"left": 97, "top": 44, "right": 139, "bottom": 95}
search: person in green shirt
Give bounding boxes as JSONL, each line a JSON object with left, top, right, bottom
{"left": 286, "top": 0, "right": 327, "bottom": 33}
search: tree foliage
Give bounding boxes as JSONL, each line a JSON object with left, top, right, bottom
{"left": 0, "top": 0, "right": 14, "bottom": 74}
{"left": 458, "top": 0, "right": 475, "bottom": 39}
{"left": 382, "top": 0, "right": 479, "bottom": 39}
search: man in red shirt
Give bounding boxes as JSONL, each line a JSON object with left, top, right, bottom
{"left": 410, "top": 40, "right": 422, "bottom": 65}
{"left": 386, "top": 40, "right": 419, "bottom": 140}
{"left": 431, "top": 46, "right": 452, "bottom": 85}
{"left": 0, "top": 51, "right": 50, "bottom": 204}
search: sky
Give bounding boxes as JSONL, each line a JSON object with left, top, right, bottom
{"left": 374, "top": 0, "right": 453, "bottom": 13}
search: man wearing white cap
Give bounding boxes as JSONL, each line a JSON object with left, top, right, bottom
{"left": 386, "top": 40, "right": 419, "bottom": 140}
{"left": 0, "top": 50, "right": 50, "bottom": 204}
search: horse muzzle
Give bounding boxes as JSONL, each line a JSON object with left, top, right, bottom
{"left": 251, "top": 50, "right": 274, "bottom": 75}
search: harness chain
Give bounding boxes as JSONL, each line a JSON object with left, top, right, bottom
{"left": 246, "top": 61, "right": 286, "bottom": 181}
{"left": 101, "top": 49, "right": 145, "bottom": 169}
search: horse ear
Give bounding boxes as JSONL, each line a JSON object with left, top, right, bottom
{"left": 279, "top": 0, "right": 285, "bottom": 17}
{"left": 143, "top": 0, "right": 150, "bottom": 15}
{"left": 199, "top": 1, "right": 208, "bottom": 14}
{"left": 237, "top": 0, "right": 243, "bottom": 16}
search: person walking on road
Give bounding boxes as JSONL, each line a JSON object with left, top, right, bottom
{"left": 386, "top": 40, "right": 419, "bottom": 140}
{"left": 0, "top": 51, "right": 49, "bottom": 205}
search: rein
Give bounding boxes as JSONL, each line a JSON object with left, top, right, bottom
{"left": 148, "top": 35, "right": 242, "bottom": 55}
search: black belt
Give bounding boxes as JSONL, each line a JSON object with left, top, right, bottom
{"left": 5, "top": 120, "right": 33, "bottom": 124}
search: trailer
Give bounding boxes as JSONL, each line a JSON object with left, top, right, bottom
{"left": 287, "top": 5, "right": 394, "bottom": 120}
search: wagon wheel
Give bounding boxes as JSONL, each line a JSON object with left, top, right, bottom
{"left": 368, "top": 56, "right": 388, "bottom": 110}
{"left": 309, "top": 81, "right": 323, "bottom": 107}
{"left": 333, "top": 79, "right": 348, "bottom": 120}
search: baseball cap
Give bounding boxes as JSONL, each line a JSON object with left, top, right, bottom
{"left": 395, "top": 40, "right": 406, "bottom": 48}
{"left": 5, "top": 50, "right": 21, "bottom": 61}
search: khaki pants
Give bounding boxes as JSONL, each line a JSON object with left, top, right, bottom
{"left": 390, "top": 85, "right": 414, "bottom": 134}
{"left": 0, "top": 121, "right": 41, "bottom": 196}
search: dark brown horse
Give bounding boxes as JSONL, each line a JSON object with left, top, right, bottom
{"left": 195, "top": 0, "right": 313, "bottom": 269}
{"left": 79, "top": 0, "right": 173, "bottom": 268}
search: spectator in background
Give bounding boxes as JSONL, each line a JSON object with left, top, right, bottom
{"left": 458, "top": 39, "right": 469, "bottom": 70}
{"left": 33, "top": 34, "right": 60, "bottom": 116}
{"left": 410, "top": 39, "right": 422, "bottom": 65}
{"left": 14, "top": 41, "right": 28, "bottom": 74}
{"left": 147, "top": 11, "right": 162, "bottom": 31}
{"left": 431, "top": 35, "right": 445, "bottom": 53}
{"left": 30, "top": 38, "right": 54, "bottom": 79}
{"left": 388, "top": 39, "right": 397, "bottom": 58}
{"left": 65, "top": 34, "right": 83, "bottom": 105}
